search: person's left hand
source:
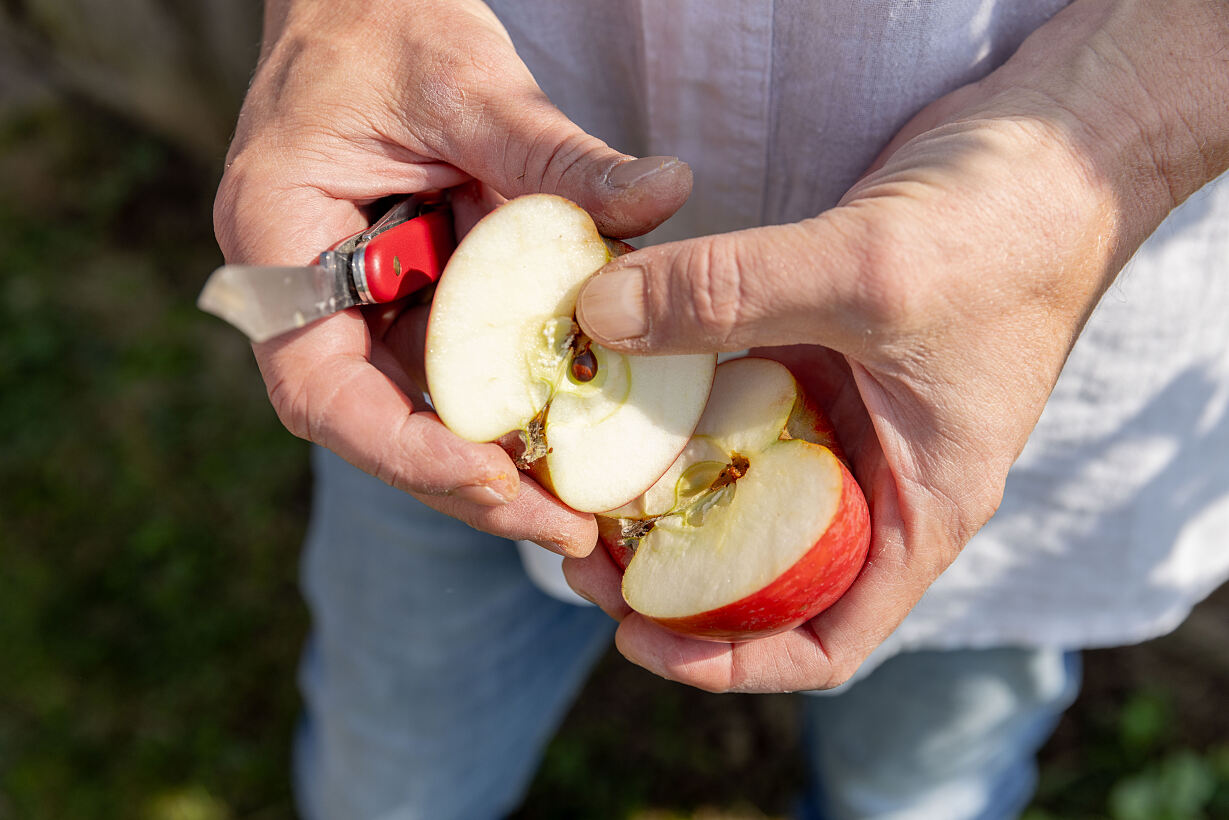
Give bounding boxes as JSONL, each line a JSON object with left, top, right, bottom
{"left": 561, "top": 0, "right": 1229, "bottom": 693}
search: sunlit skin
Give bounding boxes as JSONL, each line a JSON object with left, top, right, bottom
{"left": 216, "top": 0, "right": 1229, "bottom": 693}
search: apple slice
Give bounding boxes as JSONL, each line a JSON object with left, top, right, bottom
{"left": 598, "top": 357, "right": 870, "bottom": 641}
{"left": 425, "top": 194, "right": 716, "bottom": 512}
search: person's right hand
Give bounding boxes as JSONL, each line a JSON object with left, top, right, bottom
{"left": 215, "top": 0, "right": 692, "bottom": 556}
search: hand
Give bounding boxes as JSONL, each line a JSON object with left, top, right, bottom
{"left": 214, "top": 0, "right": 693, "bottom": 555}
{"left": 563, "top": 0, "right": 1229, "bottom": 691}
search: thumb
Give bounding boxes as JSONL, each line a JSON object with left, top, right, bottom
{"left": 575, "top": 217, "right": 877, "bottom": 355}
{"left": 424, "top": 58, "right": 691, "bottom": 238}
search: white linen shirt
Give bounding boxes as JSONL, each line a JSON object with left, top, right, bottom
{"left": 495, "top": 0, "right": 1229, "bottom": 672}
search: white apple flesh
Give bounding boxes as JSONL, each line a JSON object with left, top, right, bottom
{"left": 599, "top": 357, "right": 871, "bottom": 641}
{"left": 425, "top": 194, "right": 716, "bottom": 513}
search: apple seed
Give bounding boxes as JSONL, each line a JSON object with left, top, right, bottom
{"left": 569, "top": 336, "right": 598, "bottom": 383}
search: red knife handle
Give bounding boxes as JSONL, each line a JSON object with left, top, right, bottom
{"left": 354, "top": 208, "right": 455, "bottom": 303}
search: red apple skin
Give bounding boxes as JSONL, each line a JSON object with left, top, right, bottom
{"left": 598, "top": 516, "right": 637, "bottom": 570}
{"left": 599, "top": 454, "right": 870, "bottom": 641}
{"left": 788, "top": 379, "right": 846, "bottom": 464}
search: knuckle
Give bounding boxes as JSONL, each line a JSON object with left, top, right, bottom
{"left": 212, "top": 158, "right": 296, "bottom": 265}
{"left": 817, "top": 658, "right": 859, "bottom": 690}
{"left": 263, "top": 356, "right": 353, "bottom": 452}
{"left": 371, "top": 413, "right": 424, "bottom": 493}
{"left": 419, "top": 51, "right": 490, "bottom": 119}
{"left": 211, "top": 165, "right": 247, "bottom": 261}
{"left": 369, "top": 449, "right": 405, "bottom": 491}
{"left": 415, "top": 34, "right": 519, "bottom": 141}
{"left": 847, "top": 226, "right": 933, "bottom": 331}
{"left": 264, "top": 368, "right": 312, "bottom": 442}
{"left": 673, "top": 239, "right": 746, "bottom": 348}
{"left": 517, "top": 126, "right": 609, "bottom": 193}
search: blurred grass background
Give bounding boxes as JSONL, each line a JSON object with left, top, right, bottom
{"left": 1, "top": 3, "right": 1227, "bottom": 819}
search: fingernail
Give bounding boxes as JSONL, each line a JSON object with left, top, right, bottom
{"left": 607, "top": 156, "right": 681, "bottom": 189}
{"left": 453, "top": 482, "right": 513, "bottom": 506}
{"left": 616, "top": 636, "right": 651, "bottom": 671}
{"left": 532, "top": 538, "right": 569, "bottom": 556}
{"left": 570, "top": 583, "right": 598, "bottom": 606}
{"left": 578, "top": 268, "right": 647, "bottom": 342}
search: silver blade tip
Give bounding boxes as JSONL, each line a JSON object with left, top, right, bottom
{"left": 197, "top": 265, "right": 280, "bottom": 342}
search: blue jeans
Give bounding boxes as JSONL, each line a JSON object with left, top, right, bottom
{"left": 295, "top": 448, "right": 1080, "bottom": 820}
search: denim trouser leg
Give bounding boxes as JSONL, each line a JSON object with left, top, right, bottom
{"left": 294, "top": 447, "right": 615, "bottom": 820}
{"left": 296, "top": 448, "right": 1080, "bottom": 820}
{"left": 797, "top": 647, "right": 1082, "bottom": 820}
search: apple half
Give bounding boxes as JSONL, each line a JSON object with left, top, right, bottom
{"left": 598, "top": 357, "right": 871, "bottom": 641}
{"left": 425, "top": 194, "right": 716, "bottom": 513}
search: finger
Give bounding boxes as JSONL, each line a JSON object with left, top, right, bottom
{"left": 368, "top": 334, "right": 428, "bottom": 406}
{"left": 449, "top": 181, "right": 508, "bottom": 240}
{"left": 256, "top": 309, "right": 519, "bottom": 504}
{"left": 562, "top": 546, "right": 633, "bottom": 619}
{"left": 379, "top": 300, "right": 599, "bottom": 555}
{"left": 415, "top": 52, "right": 692, "bottom": 239}
{"left": 214, "top": 169, "right": 373, "bottom": 267}
{"left": 614, "top": 616, "right": 856, "bottom": 694}
{"left": 377, "top": 303, "right": 432, "bottom": 397}
{"left": 414, "top": 473, "right": 597, "bottom": 558}
{"left": 214, "top": 181, "right": 520, "bottom": 502}
{"left": 575, "top": 213, "right": 885, "bottom": 356}
{"left": 612, "top": 597, "right": 887, "bottom": 694}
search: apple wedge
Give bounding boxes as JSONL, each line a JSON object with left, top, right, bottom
{"left": 598, "top": 357, "right": 870, "bottom": 641}
{"left": 425, "top": 194, "right": 716, "bottom": 513}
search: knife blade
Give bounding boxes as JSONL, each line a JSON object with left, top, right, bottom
{"left": 198, "top": 195, "right": 455, "bottom": 343}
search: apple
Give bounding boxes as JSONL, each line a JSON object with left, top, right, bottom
{"left": 425, "top": 194, "right": 716, "bottom": 513}
{"left": 597, "top": 357, "right": 871, "bottom": 641}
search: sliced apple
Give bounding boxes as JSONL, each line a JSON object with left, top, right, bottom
{"left": 598, "top": 357, "right": 871, "bottom": 641}
{"left": 425, "top": 194, "right": 716, "bottom": 512}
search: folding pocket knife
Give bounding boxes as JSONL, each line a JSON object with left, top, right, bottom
{"left": 198, "top": 195, "right": 455, "bottom": 342}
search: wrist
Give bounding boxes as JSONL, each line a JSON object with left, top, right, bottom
{"left": 259, "top": 0, "right": 498, "bottom": 58}
{"left": 1079, "top": 0, "right": 1228, "bottom": 207}
{"left": 1120, "top": 1, "right": 1229, "bottom": 194}
{"left": 260, "top": 0, "right": 409, "bottom": 51}
{"left": 998, "top": 0, "right": 1229, "bottom": 238}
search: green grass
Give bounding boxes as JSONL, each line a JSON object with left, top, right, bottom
{"left": 1, "top": 99, "right": 1226, "bottom": 820}
{"left": 0, "top": 105, "right": 308, "bottom": 819}
{"left": 1026, "top": 689, "right": 1229, "bottom": 820}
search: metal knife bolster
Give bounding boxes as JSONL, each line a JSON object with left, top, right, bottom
{"left": 316, "top": 249, "right": 365, "bottom": 306}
